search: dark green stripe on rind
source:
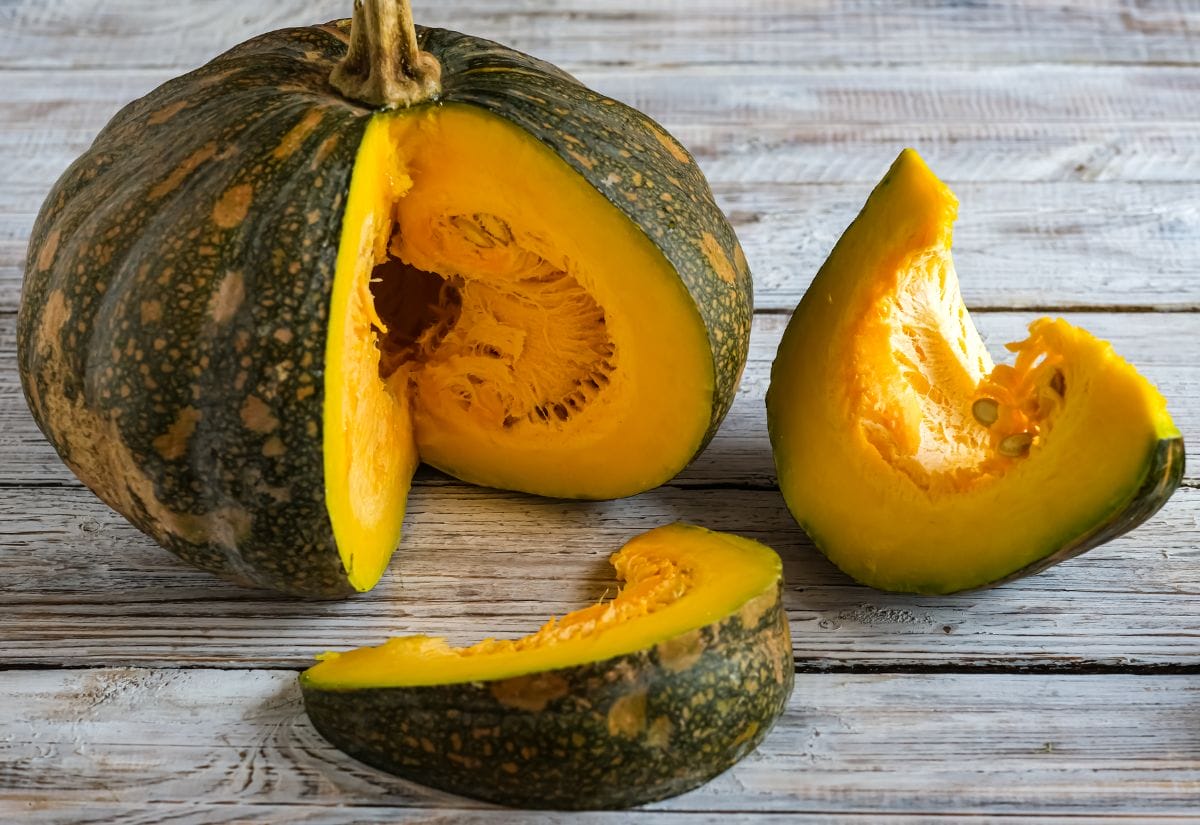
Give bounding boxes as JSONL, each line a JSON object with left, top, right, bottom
{"left": 418, "top": 26, "right": 753, "bottom": 448}
{"left": 301, "top": 584, "right": 793, "bottom": 810}
{"left": 18, "top": 25, "right": 371, "bottom": 597}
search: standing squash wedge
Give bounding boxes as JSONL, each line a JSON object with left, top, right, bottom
{"left": 18, "top": 2, "right": 752, "bottom": 596}
{"left": 301, "top": 523, "right": 793, "bottom": 809}
{"left": 766, "top": 149, "right": 1184, "bottom": 594}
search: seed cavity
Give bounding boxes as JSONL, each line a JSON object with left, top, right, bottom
{"left": 373, "top": 212, "right": 618, "bottom": 435}
{"left": 998, "top": 432, "right": 1035, "bottom": 458}
{"left": 370, "top": 259, "right": 463, "bottom": 380}
{"left": 972, "top": 397, "right": 1000, "bottom": 427}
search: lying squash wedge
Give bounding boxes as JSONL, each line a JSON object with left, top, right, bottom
{"left": 17, "top": 1, "right": 751, "bottom": 596}
{"left": 301, "top": 523, "right": 792, "bottom": 809}
{"left": 766, "top": 149, "right": 1184, "bottom": 594}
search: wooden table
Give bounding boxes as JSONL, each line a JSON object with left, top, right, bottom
{"left": 2, "top": 1, "right": 1198, "bottom": 821}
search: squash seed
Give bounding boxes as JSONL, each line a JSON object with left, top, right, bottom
{"left": 1049, "top": 369, "right": 1066, "bottom": 397}
{"left": 971, "top": 397, "right": 1000, "bottom": 427}
{"left": 998, "top": 432, "right": 1035, "bottom": 457}
{"left": 450, "top": 215, "right": 495, "bottom": 248}
{"left": 475, "top": 212, "right": 514, "bottom": 245}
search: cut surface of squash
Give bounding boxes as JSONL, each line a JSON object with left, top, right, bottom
{"left": 767, "top": 149, "right": 1184, "bottom": 594}
{"left": 325, "top": 106, "right": 716, "bottom": 590}
{"left": 302, "top": 522, "right": 782, "bottom": 688}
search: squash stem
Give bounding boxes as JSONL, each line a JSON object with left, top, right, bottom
{"left": 331, "top": 0, "right": 442, "bottom": 109}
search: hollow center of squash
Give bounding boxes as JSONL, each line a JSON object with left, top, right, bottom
{"left": 373, "top": 216, "right": 617, "bottom": 432}
{"left": 370, "top": 257, "right": 461, "bottom": 380}
{"left": 323, "top": 104, "right": 714, "bottom": 590}
{"left": 848, "top": 249, "right": 1068, "bottom": 495}
{"left": 301, "top": 524, "right": 780, "bottom": 689}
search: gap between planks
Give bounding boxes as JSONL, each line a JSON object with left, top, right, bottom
{"left": 2, "top": 485, "right": 1196, "bottom": 670}
{"left": 12, "top": 808, "right": 1200, "bottom": 824}
{"left": 3, "top": 661, "right": 1200, "bottom": 676}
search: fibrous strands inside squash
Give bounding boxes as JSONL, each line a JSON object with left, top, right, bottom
{"left": 303, "top": 524, "right": 781, "bottom": 689}
{"left": 370, "top": 215, "right": 617, "bottom": 433}
{"left": 848, "top": 249, "right": 1074, "bottom": 494}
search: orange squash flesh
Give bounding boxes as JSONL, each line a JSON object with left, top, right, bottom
{"left": 303, "top": 522, "right": 783, "bottom": 688}
{"left": 767, "top": 149, "right": 1183, "bottom": 594}
{"left": 325, "top": 107, "right": 715, "bottom": 591}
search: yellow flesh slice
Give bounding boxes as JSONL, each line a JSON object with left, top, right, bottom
{"left": 324, "top": 127, "right": 417, "bottom": 592}
{"left": 771, "top": 149, "right": 1179, "bottom": 592}
{"left": 324, "top": 106, "right": 714, "bottom": 591}
{"left": 302, "top": 523, "right": 781, "bottom": 689}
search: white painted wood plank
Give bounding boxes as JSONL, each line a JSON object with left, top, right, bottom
{"left": 5, "top": 181, "right": 1200, "bottom": 314}
{"left": 2, "top": 64, "right": 1199, "bottom": 187}
{"left": 14, "top": 63, "right": 1197, "bottom": 126}
{"left": 6, "top": 119, "right": 1200, "bottom": 191}
{"left": 726, "top": 181, "right": 1200, "bottom": 311}
{"left": 1, "top": 481, "right": 1195, "bottom": 670}
{"left": 3, "top": 312, "right": 1195, "bottom": 488}
{"left": 2, "top": 669, "right": 1198, "bottom": 816}
{"left": 2, "top": 0, "right": 1197, "bottom": 70}
{"left": 3, "top": 63, "right": 1200, "bottom": 314}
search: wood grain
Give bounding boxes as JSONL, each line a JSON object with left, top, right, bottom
{"left": 2, "top": 669, "right": 1199, "bottom": 817}
{"left": 15, "top": 812, "right": 1200, "bottom": 825}
{"left": 3, "top": 64, "right": 1199, "bottom": 186}
{"left": 4, "top": 312, "right": 1196, "bottom": 488}
{"left": 1, "top": 1, "right": 1197, "bottom": 70}
{"left": 2, "top": 0, "right": 1199, "bottom": 820}
{"left": 2, "top": 482, "right": 1196, "bottom": 670}
{"left": 4, "top": 309, "right": 1194, "bottom": 670}
{"left": 3, "top": 57, "right": 1200, "bottom": 313}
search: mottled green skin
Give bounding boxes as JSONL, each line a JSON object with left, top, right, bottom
{"left": 18, "top": 24, "right": 370, "bottom": 597}
{"left": 301, "top": 584, "right": 792, "bottom": 810}
{"left": 18, "top": 21, "right": 750, "bottom": 597}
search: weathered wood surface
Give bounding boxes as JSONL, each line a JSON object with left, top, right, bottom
{"left": 2, "top": 483, "right": 1197, "bottom": 669}
{"left": 3, "top": 64, "right": 1200, "bottom": 191}
{"left": 2, "top": 0, "right": 1198, "bottom": 820}
{"left": 16, "top": 814, "right": 1200, "bottom": 825}
{"left": 2, "top": 1, "right": 1197, "bottom": 69}
{"left": 3, "top": 669, "right": 1200, "bottom": 819}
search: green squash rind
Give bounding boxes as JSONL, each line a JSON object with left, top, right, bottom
{"left": 18, "top": 25, "right": 370, "bottom": 597}
{"left": 300, "top": 582, "right": 793, "bottom": 810}
{"left": 18, "top": 22, "right": 749, "bottom": 596}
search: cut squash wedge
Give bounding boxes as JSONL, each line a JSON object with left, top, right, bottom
{"left": 767, "top": 150, "right": 1185, "bottom": 594}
